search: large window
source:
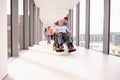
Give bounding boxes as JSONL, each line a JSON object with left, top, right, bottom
{"left": 18, "top": 0, "right": 24, "bottom": 51}
{"left": 73, "top": 6, "right": 77, "bottom": 44}
{"left": 110, "top": 0, "right": 120, "bottom": 56}
{"left": 90, "top": 0, "right": 104, "bottom": 51}
{"left": 7, "top": 0, "right": 12, "bottom": 58}
{"left": 79, "top": 0, "right": 86, "bottom": 47}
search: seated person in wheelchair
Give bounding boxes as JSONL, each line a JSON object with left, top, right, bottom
{"left": 53, "top": 20, "right": 76, "bottom": 52}
{"left": 54, "top": 17, "right": 74, "bottom": 48}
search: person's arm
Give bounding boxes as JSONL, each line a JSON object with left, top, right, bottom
{"left": 66, "top": 28, "right": 72, "bottom": 34}
{"left": 53, "top": 27, "right": 59, "bottom": 35}
{"left": 50, "top": 29, "right": 53, "bottom": 34}
{"left": 53, "top": 30, "right": 59, "bottom": 35}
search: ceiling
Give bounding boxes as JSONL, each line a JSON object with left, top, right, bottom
{"left": 34, "top": 0, "right": 80, "bottom": 27}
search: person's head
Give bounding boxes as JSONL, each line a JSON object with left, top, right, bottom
{"left": 47, "top": 26, "right": 51, "bottom": 29}
{"left": 45, "top": 28, "right": 47, "bottom": 31}
{"left": 58, "top": 20, "right": 63, "bottom": 26}
{"left": 63, "top": 17, "right": 68, "bottom": 23}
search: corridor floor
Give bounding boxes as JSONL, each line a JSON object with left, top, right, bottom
{"left": 5, "top": 41, "right": 120, "bottom": 80}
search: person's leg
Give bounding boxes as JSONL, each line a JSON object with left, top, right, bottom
{"left": 57, "top": 33, "right": 64, "bottom": 45}
{"left": 63, "top": 34, "right": 76, "bottom": 52}
{"left": 49, "top": 35, "right": 51, "bottom": 44}
{"left": 47, "top": 35, "right": 49, "bottom": 43}
{"left": 57, "top": 33, "right": 64, "bottom": 51}
{"left": 66, "top": 34, "right": 74, "bottom": 48}
{"left": 47, "top": 35, "right": 50, "bottom": 44}
{"left": 48, "top": 35, "right": 51, "bottom": 44}
{"left": 44, "top": 33, "right": 46, "bottom": 41}
{"left": 63, "top": 34, "right": 72, "bottom": 45}
{"left": 66, "top": 33, "right": 74, "bottom": 47}
{"left": 51, "top": 35, "right": 53, "bottom": 40}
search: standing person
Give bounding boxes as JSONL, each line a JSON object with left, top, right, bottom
{"left": 44, "top": 28, "right": 47, "bottom": 41}
{"left": 63, "top": 17, "right": 68, "bottom": 26}
{"left": 54, "top": 17, "right": 68, "bottom": 26}
{"left": 50, "top": 28, "right": 54, "bottom": 40}
{"left": 46, "top": 26, "right": 51, "bottom": 44}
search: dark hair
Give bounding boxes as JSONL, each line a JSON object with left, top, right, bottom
{"left": 64, "top": 17, "right": 68, "bottom": 20}
{"left": 45, "top": 28, "right": 47, "bottom": 32}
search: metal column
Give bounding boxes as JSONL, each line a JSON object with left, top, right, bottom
{"left": 33, "top": 5, "right": 37, "bottom": 44}
{"left": 85, "top": 0, "right": 90, "bottom": 49}
{"left": 71, "top": 9, "right": 73, "bottom": 37}
{"left": 103, "top": 0, "right": 110, "bottom": 54}
{"left": 23, "top": 0, "right": 29, "bottom": 49}
{"left": 76, "top": 3, "right": 80, "bottom": 46}
{"left": 11, "top": 0, "right": 19, "bottom": 57}
{"left": 29, "top": 0, "right": 34, "bottom": 46}
{"left": 37, "top": 7, "right": 40, "bottom": 44}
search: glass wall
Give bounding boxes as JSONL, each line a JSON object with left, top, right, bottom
{"left": 73, "top": 6, "right": 77, "bottom": 44}
{"left": 79, "top": 0, "right": 86, "bottom": 47}
{"left": 110, "top": 0, "right": 120, "bottom": 56}
{"left": 18, "top": 0, "right": 24, "bottom": 51}
{"left": 90, "top": 0, "right": 104, "bottom": 51}
{"left": 7, "top": 0, "right": 12, "bottom": 58}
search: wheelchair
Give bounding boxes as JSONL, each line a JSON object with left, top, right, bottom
{"left": 53, "top": 33, "right": 75, "bottom": 53}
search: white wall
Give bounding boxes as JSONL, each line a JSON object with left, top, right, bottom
{"left": 0, "top": 0, "right": 8, "bottom": 79}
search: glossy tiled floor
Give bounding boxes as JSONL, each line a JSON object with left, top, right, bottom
{"left": 5, "top": 41, "right": 120, "bottom": 80}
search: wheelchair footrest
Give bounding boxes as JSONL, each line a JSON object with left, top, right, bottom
{"left": 56, "top": 49, "right": 64, "bottom": 52}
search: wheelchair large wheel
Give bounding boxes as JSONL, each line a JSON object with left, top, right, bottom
{"left": 53, "top": 42, "right": 56, "bottom": 51}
